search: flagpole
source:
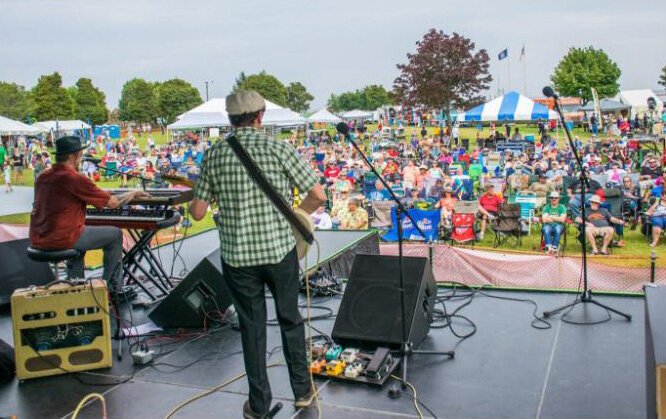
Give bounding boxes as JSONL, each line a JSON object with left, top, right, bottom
{"left": 522, "top": 45, "right": 527, "bottom": 95}
{"left": 507, "top": 57, "right": 511, "bottom": 91}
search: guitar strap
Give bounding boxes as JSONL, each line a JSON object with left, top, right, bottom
{"left": 226, "top": 132, "right": 314, "bottom": 245}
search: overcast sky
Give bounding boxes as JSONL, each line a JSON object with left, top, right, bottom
{"left": 1, "top": 0, "right": 664, "bottom": 111}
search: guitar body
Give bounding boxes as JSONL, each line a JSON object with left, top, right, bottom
{"left": 293, "top": 207, "right": 314, "bottom": 260}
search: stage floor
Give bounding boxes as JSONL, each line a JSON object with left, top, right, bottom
{"left": 0, "top": 231, "right": 648, "bottom": 419}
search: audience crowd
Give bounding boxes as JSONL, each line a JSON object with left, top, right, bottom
{"left": 2, "top": 111, "right": 664, "bottom": 256}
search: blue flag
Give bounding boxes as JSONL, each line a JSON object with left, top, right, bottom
{"left": 498, "top": 49, "right": 508, "bottom": 60}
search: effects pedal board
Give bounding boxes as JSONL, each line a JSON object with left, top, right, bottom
{"left": 11, "top": 279, "right": 112, "bottom": 380}
{"left": 309, "top": 343, "right": 400, "bottom": 386}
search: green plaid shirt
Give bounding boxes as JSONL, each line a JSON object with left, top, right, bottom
{"left": 194, "top": 127, "right": 318, "bottom": 267}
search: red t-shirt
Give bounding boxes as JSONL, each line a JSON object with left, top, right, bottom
{"left": 324, "top": 166, "right": 340, "bottom": 179}
{"left": 29, "top": 164, "right": 111, "bottom": 249}
{"left": 459, "top": 153, "right": 471, "bottom": 166}
{"left": 479, "top": 193, "right": 503, "bottom": 214}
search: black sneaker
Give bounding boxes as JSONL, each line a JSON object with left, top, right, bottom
{"left": 243, "top": 400, "right": 265, "bottom": 419}
{"left": 294, "top": 390, "right": 316, "bottom": 408}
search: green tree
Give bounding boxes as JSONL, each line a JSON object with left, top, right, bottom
{"left": 118, "top": 78, "right": 157, "bottom": 123}
{"left": 233, "top": 71, "right": 247, "bottom": 91}
{"left": 659, "top": 65, "right": 666, "bottom": 88}
{"left": 235, "top": 71, "right": 288, "bottom": 107}
{"left": 155, "top": 78, "right": 203, "bottom": 125}
{"left": 328, "top": 91, "right": 363, "bottom": 112}
{"left": 0, "top": 82, "right": 34, "bottom": 121}
{"left": 327, "top": 85, "right": 392, "bottom": 112}
{"left": 32, "top": 72, "right": 75, "bottom": 121}
{"left": 551, "top": 46, "right": 621, "bottom": 102}
{"left": 72, "top": 78, "right": 108, "bottom": 125}
{"left": 285, "top": 82, "right": 314, "bottom": 113}
{"left": 361, "top": 85, "right": 391, "bottom": 110}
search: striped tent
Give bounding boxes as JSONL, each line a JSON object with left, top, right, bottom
{"left": 457, "top": 91, "right": 557, "bottom": 122}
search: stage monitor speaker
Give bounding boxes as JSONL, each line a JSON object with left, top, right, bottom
{"left": 148, "top": 249, "right": 232, "bottom": 329}
{"left": 331, "top": 254, "right": 437, "bottom": 349}
{"left": 0, "top": 238, "right": 55, "bottom": 305}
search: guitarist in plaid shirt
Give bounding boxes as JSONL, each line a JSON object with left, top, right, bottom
{"left": 189, "top": 90, "right": 326, "bottom": 419}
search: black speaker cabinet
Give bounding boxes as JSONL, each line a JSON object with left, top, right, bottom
{"left": 0, "top": 238, "right": 55, "bottom": 305}
{"left": 148, "top": 249, "right": 232, "bottom": 328}
{"left": 331, "top": 254, "right": 437, "bottom": 349}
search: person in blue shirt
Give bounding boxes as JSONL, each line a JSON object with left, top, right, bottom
{"left": 367, "top": 181, "right": 391, "bottom": 201}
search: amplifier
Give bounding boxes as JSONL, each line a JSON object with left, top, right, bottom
{"left": 11, "top": 279, "right": 112, "bottom": 380}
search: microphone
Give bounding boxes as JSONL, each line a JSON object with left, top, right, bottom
{"left": 542, "top": 86, "right": 558, "bottom": 100}
{"left": 335, "top": 122, "right": 350, "bottom": 137}
{"left": 83, "top": 155, "right": 102, "bottom": 164}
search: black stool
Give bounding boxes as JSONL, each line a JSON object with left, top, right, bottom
{"left": 26, "top": 247, "right": 81, "bottom": 280}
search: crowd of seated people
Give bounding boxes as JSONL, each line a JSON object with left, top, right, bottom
{"left": 301, "top": 120, "right": 665, "bottom": 255}
{"left": 5, "top": 116, "right": 663, "bottom": 255}
{"left": 85, "top": 134, "right": 209, "bottom": 187}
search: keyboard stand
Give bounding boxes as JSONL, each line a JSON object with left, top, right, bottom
{"left": 125, "top": 229, "right": 174, "bottom": 300}
{"left": 121, "top": 212, "right": 181, "bottom": 302}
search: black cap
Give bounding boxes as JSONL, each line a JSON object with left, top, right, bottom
{"left": 55, "top": 136, "right": 85, "bottom": 155}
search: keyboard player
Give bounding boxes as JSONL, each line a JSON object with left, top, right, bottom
{"left": 29, "top": 136, "right": 151, "bottom": 289}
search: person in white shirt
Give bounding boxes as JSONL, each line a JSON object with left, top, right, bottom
{"left": 311, "top": 206, "right": 333, "bottom": 229}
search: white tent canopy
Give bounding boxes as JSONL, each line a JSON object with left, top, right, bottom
{"left": 614, "top": 89, "right": 664, "bottom": 119}
{"left": 0, "top": 115, "right": 44, "bottom": 135}
{"left": 35, "top": 120, "right": 92, "bottom": 132}
{"left": 307, "top": 108, "right": 342, "bottom": 124}
{"left": 168, "top": 98, "right": 305, "bottom": 129}
{"left": 340, "top": 109, "right": 373, "bottom": 120}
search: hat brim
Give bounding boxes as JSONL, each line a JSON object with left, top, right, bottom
{"left": 55, "top": 143, "right": 86, "bottom": 155}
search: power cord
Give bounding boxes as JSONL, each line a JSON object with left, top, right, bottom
{"left": 72, "top": 393, "right": 107, "bottom": 419}
{"left": 163, "top": 361, "right": 284, "bottom": 419}
{"left": 303, "top": 238, "right": 323, "bottom": 419}
{"left": 436, "top": 282, "right": 553, "bottom": 330}
{"left": 390, "top": 375, "right": 424, "bottom": 419}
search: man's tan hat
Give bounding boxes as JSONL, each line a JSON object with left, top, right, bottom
{"left": 226, "top": 90, "right": 266, "bottom": 115}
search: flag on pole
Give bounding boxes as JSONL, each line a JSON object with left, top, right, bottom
{"left": 498, "top": 49, "right": 508, "bottom": 60}
{"left": 519, "top": 45, "right": 525, "bottom": 61}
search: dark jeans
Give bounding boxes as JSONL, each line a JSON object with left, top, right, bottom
{"left": 68, "top": 226, "right": 123, "bottom": 290}
{"left": 222, "top": 247, "right": 310, "bottom": 414}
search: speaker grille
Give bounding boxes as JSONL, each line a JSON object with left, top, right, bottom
{"left": 332, "top": 254, "right": 434, "bottom": 349}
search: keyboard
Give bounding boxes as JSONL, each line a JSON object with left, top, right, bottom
{"left": 86, "top": 208, "right": 181, "bottom": 230}
{"left": 104, "top": 187, "right": 193, "bottom": 206}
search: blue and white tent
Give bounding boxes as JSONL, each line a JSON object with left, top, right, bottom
{"left": 457, "top": 91, "right": 557, "bottom": 122}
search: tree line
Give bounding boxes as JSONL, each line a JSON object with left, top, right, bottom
{"left": 0, "top": 38, "right": 662, "bottom": 126}
{"left": 0, "top": 73, "right": 108, "bottom": 124}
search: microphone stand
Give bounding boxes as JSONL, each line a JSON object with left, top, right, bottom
{"left": 337, "top": 125, "right": 454, "bottom": 391}
{"left": 542, "top": 91, "right": 631, "bottom": 322}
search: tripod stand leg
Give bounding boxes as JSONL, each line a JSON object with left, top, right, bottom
{"left": 543, "top": 298, "right": 581, "bottom": 318}
{"left": 588, "top": 299, "right": 632, "bottom": 321}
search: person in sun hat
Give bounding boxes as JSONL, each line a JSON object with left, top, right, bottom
{"left": 575, "top": 194, "right": 625, "bottom": 255}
